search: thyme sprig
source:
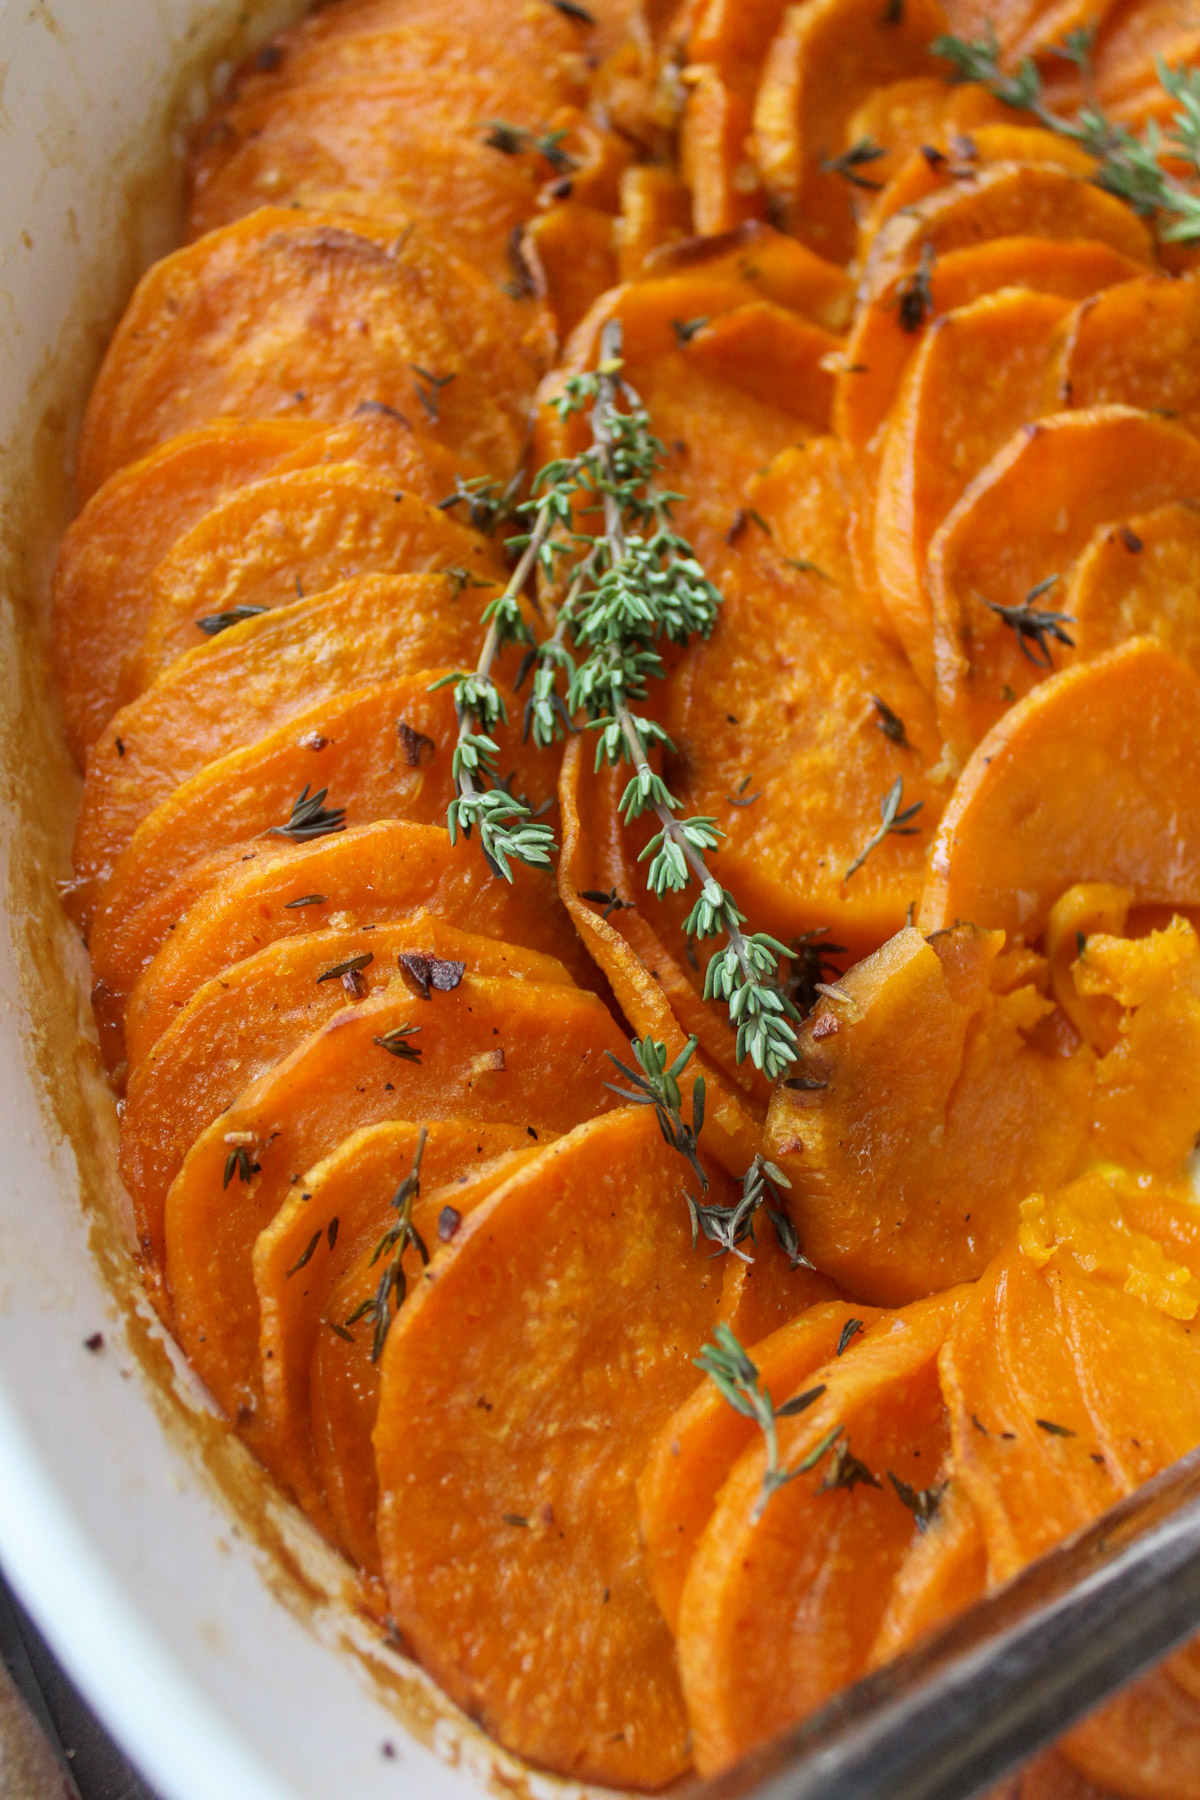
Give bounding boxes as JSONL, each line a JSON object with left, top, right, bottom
{"left": 935, "top": 28, "right": 1200, "bottom": 242}
{"left": 687, "top": 1153, "right": 799, "bottom": 1264}
{"left": 605, "top": 1034, "right": 706, "bottom": 1189}
{"left": 344, "top": 1129, "right": 428, "bottom": 1362}
{"left": 820, "top": 137, "right": 887, "bottom": 190}
{"left": 695, "top": 1324, "right": 828, "bottom": 1518}
{"left": 268, "top": 785, "right": 346, "bottom": 843}
{"left": 982, "top": 574, "right": 1075, "bottom": 667}
{"left": 844, "top": 777, "right": 923, "bottom": 882}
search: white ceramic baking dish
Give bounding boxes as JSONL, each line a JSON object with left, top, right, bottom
{"left": 0, "top": 6, "right": 587, "bottom": 1798}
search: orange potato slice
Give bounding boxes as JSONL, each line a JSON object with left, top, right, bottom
{"left": 72, "top": 571, "right": 492, "bottom": 915}
{"left": 874, "top": 287, "right": 1073, "bottom": 688}
{"left": 1063, "top": 501, "right": 1200, "bottom": 670}
{"left": 639, "top": 1299, "right": 875, "bottom": 1633}
{"left": 1083, "top": 0, "right": 1200, "bottom": 111}
{"left": 122, "top": 820, "right": 592, "bottom": 1072}
{"left": 615, "top": 165, "right": 693, "bottom": 277}
{"left": 921, "top": 639, "right": 1200, "bottom": 941}
{"left": 679, "top": 68, "right": 766, "bottom": 238}
{"left": 940, "top": 0, "right": 1120, "bottom": 62}
{"left": 1063, "top": 1676, "right": 1200, "bottom": 1800}
{"left": 1051, "top": 272, "right": 1200, "bottom": 438}
{"left": 715, "top": 1236, "right": 843, "bottom": 1347}
{"left": 164, "top": 975, "right": 629, "bottom": 1426}
{"left": 637, "top": 220, "right": 853, "bottom": 333}
{"left": 834, "top": 236, "right": 1144, "bottom": 454}
{"left": 868, "top": 1473, "right": 986, "bottom": 1665}
{"left": 764, "top": 924, "right": 1094, "bottom": 1304}
{"left": 864, "top": 125, "right": 1099, "bottom": 250}
{"left": 127, "top": 466, "right": 502, "bottom": 703}
{"left": 523, "top": 202, "right": 618, "bottom": 342}
{"left": 89, "top": 667, "right": 556, "bottom": 951}
{"left": 121, "top": 917, "right": 572, "bottom": 1280}
{"left": 256, "top": 1122, "right": 539, "bottom": 1529}
{"left": 744, "top": 436, "right": 859, "bottom": 592}
{"left": 309, "top": 1141, "right": 549, "bottom": 1565}
{"left": 677, "top": 1287, "right": 968, "bottom": 1775}
{"left": 680, "top": 0, "right": 790, "bottom": 94}
{"left": 679, "top": 300, "right": 838, "bottom": 427}
{"left": 373, "top": 1106, "right": 732, "bottom": 1786}
{"left": 751, "top": 0, "right": 947, "bottom": 262}
{"left": 928, "top": 408, "right": 1200, "bottom": 760}
{"left": 268, "top": 0, "right": 633, "bottom": 66}
{"left": 76, "top": 208, "right": 550, "bottom": 498}
{"left": 860, "top": 165, "right": 1154, "bottom": 307}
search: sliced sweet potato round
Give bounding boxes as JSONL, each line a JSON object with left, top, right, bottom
{"left": 714, "top": 1235, "right": 843, "bottom": 1348}
{"left": 76, "top": 209, "right": 550, "bottom": 497}
{"left": 72, "top": 572, "right": 492, "bottom": 915}
{"left": 921, "top": 639, "right": 1200, "bottom": 942}
{"left": 639, "top": 1299, "right": 875, "bottom": 1633}
{"left": 863, "top": 125, "right": 1100, "bottom": 250}
{"left": 1082, "top": 0, "right": 1200, "bottom": 110}
{"left": 860, "top": 166, "right": 1154, "bottom": 308}
{"left": 843, "top": 76, "right": 956, "bottom": 197}
{"left": 679, "top": 301, "right": 838, "bottom": 427}
{"left": 255, "top": 1122, "right": 538, "bottom": 1517}
{"left": 1063, "top": 501, "right": 1200, "bottom": 671}
{"left": 1051, "top": 272, "right": 1200, "bottom": 438}
{"left": 744, "top": 437, "right": 859, "bottom": 595}
{"left": 637, "top": 221, "right": 853, "bottom": 333}
{"left": 121, "top": 918, "right": 573, "bottom": 1280}
{"left": 874, "top": 287, "right": 1072, "bottom": 688}
{"left": 615, "top": 166, "right": 693, "bottom": 277}
{"left": 751, "top": 0, "right": 947, "bottom": 262}
{"left": 834, "top": 236, "right": 1145, "bottom": 454}
{"left": 164, "top": 975, "right": 630, "bottom": 1426}
{"left": 679, "top": 68, "right": 766, "bottom": 239}
{"left": 679, "top": 0, "right": 791, "bottom": 94}
{"left": 940, "top": 0, "right": 1121, "bottom": 62}
{"left": 373, "top": 1106, "right": 733, "bottom": 1786}
{"left": 677, "top": 1287, "right": 968, "bottom": 1775}
{"left": 128, "top": 466, "right": 502, "bottom": 701}
{"left": 929, "top": 407, "right": 1200, "bottom": 759}
{"left": 89, "top": 668, "right": 556, "bottom": 949}
{"left": 309, "top": 1139, "right": 550, "bottom": 1566}
{"left": 867, "top": 1474, "right": 986, "bottom": 1665}
{"left": 763, "top": 924, "right": 1094, "bottom": 1303}
{"left": 122, "top": 821, "right": 591, "bottom": 1071}
{"left": 523, "top": 202, "right": 618, "bottom": 343}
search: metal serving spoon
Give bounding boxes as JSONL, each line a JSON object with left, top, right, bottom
{"left": 704, "top": 1444, "right": 1200, "bottom": 1800}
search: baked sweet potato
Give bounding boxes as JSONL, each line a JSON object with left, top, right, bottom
{"left": 164, "top": 975, "right": 629, "bottom": 1424}
{"left": 834, "top": 237, "right": 1144, "bottom": 453}
{"left": 921, "top": 639, "right": 1200, "bottom": 941}
{"left": 875, "top": 288, "right": 1072, "bottom": 688}
{"left": 679, "top": 0, "right": 790, "bottom": 93}
{"left": 680, "top": 301, "right": 838, "bottom": 426}
{"left": 615, "top": 166, "right": 693, "bottom": 277}
{"left": 637, "top": 221, "right": 853, "bottom": 333}
{"left": 1063, "top": 501, "right": 1200, "bottom": 671}
{"left": 122, "top": 820, "right": 592, "bottom": 1071}
{"left": 121, "top": 918, "right": 572, "bottom": 1281}
{"left": 639, "top": 1300, "right": 874, "bottom": 1633}
{"left": 89, "top": 668, "right": 556, "bottom": 951}
{"left": 76, "top": 209, "right": 550, "bottom": 497}
{"left": 373, "top": 1106, "right": 733, "bottom": 1786}
{"left": 72, "top": 572, "right": 492, "bottom": 916}
{"left": 744, "top": 437, "right": 858, "bottom": 596}
{"left": 867, "top": 1474, "right": 985, "bottom": 1664}
{"left": 940, "top": 0, "right": 1120, "bottom": 61}
{"left": 764, "top": 924, "right": 1094, "bottom": 1303}
{"left": 715, "top": 1236, "right": 842, "bottom": 1347}
{"left": 523, "top": 203, "right": 618, "bottom": 342}
{"left": 929, "top": 407, "right": 1200, "bottom": 759}
{"left": 127, "top": 466, "right": 502, "bottom": 703}
{"left": 677, "top": 1288, "right": 968, "bottom": 1774}
{"left": 1050, "top": 272, "right": 1200, "bottom": 438}
{"left": 679, "top": 69, "right": 766, "bottom": 237}
{"left": 751, "top": 0, "right": 947, "bottom": 262}
{"left": 864, "top": 125, "right": 1099, "bottom": 250}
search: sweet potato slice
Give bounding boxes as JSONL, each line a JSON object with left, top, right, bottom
{"left": 764, "top": 924, "right": 1094, "bottom": 1303}
{"left": 679, "top": 302, "right": 837, "bottom": 427}
{"left": 1063, "top": 501, "right": 1200, "bottom": 671}
{"left": 834, "top": 237, "right": 1144, "bottom": 453}
{"left": 523, "top": 203, "right": 618, "bottom": 342}
{"left": 127, "top": 466, "right": 502, "bottom": 701}
{"left": 639, "top": 1300, "right": 874, "bottom": 1633}
{"left": 121, "top": 918, "right": 573, "bottom": 1279}
{"left": 744, "top": 437, "right": 858, "bottom": 594}
{"left": 637, "top": 221, "right": 853, "bottom": 333}
{"left": 122, "top": 821, "right": 591, "bottom": 1071}
{"left": 751, "top": 0, "right": 947, "bottom": 262}
{"left": 863, "top": 125, "right": 1099, "bottom": 251}
{"left": 921, "top": 639, "right": 1200, "bottom": 941}
{"left": 875, "top": 288, "right": 1072, "bottom": 688}
{"left": 164, "top": 975, "right": 629, "bottom": 1426}
{"left": 929, "top": 408, "right": 1200, "bottom": 758}
{"left": 715, "top": 1238, "right": 842, "bottom": 1347}
{"left": 76, "top": 209, "right": 549, "bottom": 497}
{"left": 255, "top": 1123, "right": 537, "bottom": 1518}
{"left": 72, "top": 572, "right": 492, "bottom": 914}
{"left": 373, "top": 1106, "right": 732, "bottom": 1786}
{"left": 941, "top": 0, "right": 1120, "bottom": 61}
{"left": 868, "top": 1474, "right": 986, "bottom": 1665}
{"left": 860, "top": 166, "right": 1154, "bottom": 308}
{"left": 679, "top": 68, "right": 766, "bottom": 238}
{"left": 1083, "top": 0, "right": 1200, "bottom": 110}
{"left": 615, "top": 166, "right": 693, "bottom": 277}
{"left": 89, "top": 667, "right": 556, "bottom": 949}
{"left": 680, "top": 0, "right": 790, "bottom": 93}
{"left": 677, "top": 1288, "right": 968, "bottom": 1775}
{"left": 1051, "top": 272, "right": 1200, "bottom": 438}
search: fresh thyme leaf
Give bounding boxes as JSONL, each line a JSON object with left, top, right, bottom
{"left": 223, "top": 1143, "right": 260, "bottom": 1188}
{"left": 844, "top": 777, "right": 924, "bottom": 882}
{"left": 889, "top": 1472, "right": 948, "bottom": 1531}
{"left": 444, "top": 565, "right": 493, "bottom": 600}
{"left": 268, "top": 784, "right": 346, "bottom": 843}
{"left": 871, "top": 693, "right": 911, "bottom": 749}
{"left": 777, "top": 1383, "right": 826, "bottom": 1417}
{"left": 482, "top": 119, "right": 578, "bottom": 176}
{"left": 345, "top": 1129, "right": 429, "bottom": 1362}
{"left": 766, "top": 1205, "right": 817, "bottom": 1271}
{"left": 324, "top": 1319, "right": 355, "bottom": 1343}
{"left": 672, "top": 315, "right": 710, "bottom": 346}
{"left": 1035, "top": 1417, "right": 1077, "bottom": 1437}
{"left": 836, "top": 1318, "right": 864, "bottom": 1356}
{"left": 284, "top": 893, "right": 327, "bottom": 909}
{"left": 373, "top": 1023, "right": 423, "bottom": 1060}
{"left": 981, "top": 574, "right": 1075, "bottom": 668}
{"left": 820, "top": 137, "right": 887, "bottom": 190}
{"left": 726, "top": 777, "right": 763, "bottom": 808}
{"left": 580, "top": 886, "right": 632, "bottom": 918}
{"left": 816, "top": 1438, "right": 881, "bottom": 1494}
{"left": 286, "top": 1228, "right": 323, "bottom": 1278}
{"left": 605, "top": 1034, "right": 707, "bottom": 1191}
{"left": 196, "top": 603, "right": 268, "bottom": 636}
{"left": 686, "top": 1153, "right": 792, "bottom": 1262}
{"left": 894, "top": 243, "right": 937, "bottom": 332}
{"left": 794, "top": 1424, "right": 844, "bottom": 1476}
{"left": 409, "top": 364, "right": 456, "bottom": 423}
{"left": 696, "top": 1323, "right": 810, "bottom": 1517}
{"left": 437, "top": 471, "right": 524, "bottom": 535}
{"left": 549, "top": 0, "right": 596, "bottom": 19}
{"left": 316, "top": 952, "right": 373, "bottom": 985}
{"left": 782, "top": 1076, "right": 828, "bottom": 1090}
